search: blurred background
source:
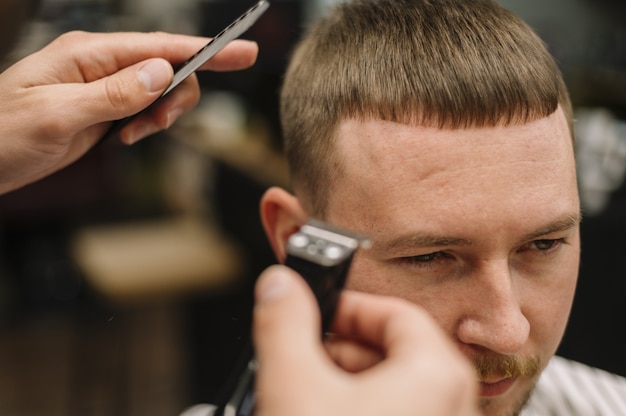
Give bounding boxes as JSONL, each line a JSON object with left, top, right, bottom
{"left": 0, "top": 0, "right": 625, "bottom": 414}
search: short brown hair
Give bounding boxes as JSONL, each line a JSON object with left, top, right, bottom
{"left": 280, "top": 0, "right": 572, "bottom": 216}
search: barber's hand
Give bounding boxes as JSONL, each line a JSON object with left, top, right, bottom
{"left": 0, "top": 31, "right": 258, "bottom": 194}
{"left": 252, "top": 265, "right": 479, "bottom": 416}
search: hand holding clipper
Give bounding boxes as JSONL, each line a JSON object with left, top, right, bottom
{"left": 214, "top": 219, "right": 369, "bottom": 416}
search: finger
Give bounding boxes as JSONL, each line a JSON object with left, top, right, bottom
{"left": 253, "top": 266, "right": 331, "bottom": 383}
{"left": 196, "top": 38, "right": 259, "bottom": 72}
{"left": 32, "top": 57, "right": 174, "bottom": 141}
{"left": 119, "top": 74, "right": 201, "bottom": 144}
{"left": 253, "top": 265, "right": 324, "bottom": 361}
{"left": 39, "top": 31, "right": 258, "bottom": 82}
{"left": 330, "top": 291, "right": 474, "bottom": 384}
{"left": 324, "top": 336, "right": 384, "bottom": 373}
{"left": 332, "top": 292, "right": 479, "bottom": 414}
{"left": 5, "top": 32, "right": 258, "bottom": 90}
{"left": 331, "top": 290, "right": 442, "bottom": 357}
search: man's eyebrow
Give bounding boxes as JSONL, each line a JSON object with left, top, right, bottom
{"left": 518, "top": 212, "right": 582, "bottom": 243}
{"left": 376, "top": 234, "right": 472, "bottom": 252}
{"left": 374, "top": 212, "right": 582, "bottom": 253}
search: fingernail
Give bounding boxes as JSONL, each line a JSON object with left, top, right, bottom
{"left": 138, "top": 59, "right": 172, "bottom": 93}
{"left": 257, "top": 268, "right": 293, "bottom": 304}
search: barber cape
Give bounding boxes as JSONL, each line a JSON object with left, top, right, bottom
{"left": 523, "top": 355, "right": 626, "bottom": 415}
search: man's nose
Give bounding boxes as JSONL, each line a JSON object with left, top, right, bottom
{"left": 456, "top": 259, "right": 530, "bottom": 355}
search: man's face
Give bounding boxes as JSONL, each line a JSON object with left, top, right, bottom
{"left": 325, "top": 107, "right": 580, "bottom": 416}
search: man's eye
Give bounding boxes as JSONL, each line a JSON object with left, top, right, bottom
{"left": 413, "top": 252, "right": 441, "bottom": 262}
{"left": 398, "top": 251, "right": 448, "bottom": 266}
{"left": 528, "top": 238, "right": 564, "bottom": 251}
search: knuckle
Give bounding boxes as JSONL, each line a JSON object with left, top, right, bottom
{"left": 37, "top": 118, "right": 67, "bottom": 141}
{"left": 50, "top": 30, "right": 89, "bottom": 49}
{"left": 104, "top": 76, "right": 131, "bottom": 110}
{"left": 43, "top": 31, "right": 95, "bottom": 65}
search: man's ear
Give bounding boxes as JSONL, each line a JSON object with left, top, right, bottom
{"left": 260, "top": 186, "right": 308, "bottom": 263}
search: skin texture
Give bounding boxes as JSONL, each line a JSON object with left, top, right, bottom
{"left": 253, "top": 265, "right": 479, "bottom": 416}
{"left": 261, "top": 106, "right": 581, "bottom": 416}
{"left": 0, "top": 31, "right": 258, "bottom": 194}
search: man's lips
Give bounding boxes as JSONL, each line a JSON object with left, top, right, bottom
{"left": 479, "top": 377, "right": 515, "bottom": 397}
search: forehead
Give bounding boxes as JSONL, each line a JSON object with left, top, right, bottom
{"left": 327, "top": 109, "right": 578, "bottom": 236}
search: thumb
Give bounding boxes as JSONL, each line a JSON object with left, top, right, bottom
{"left": 253, "top": 266, "right": 327, "bottom": 387}
{"left": 59, "top": 58, "right": 173, "bottom": 130}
